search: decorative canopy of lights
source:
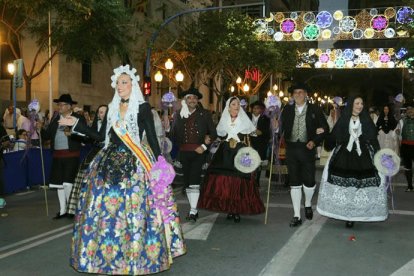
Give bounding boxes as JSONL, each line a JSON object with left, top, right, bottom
{"left": 254, "top": 6, "right": 413, "bottom": 41}
{"left": 297, "top": 48, "right": 409, "bottom": 69}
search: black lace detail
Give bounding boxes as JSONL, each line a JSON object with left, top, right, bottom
{"left": 330, "top": 174, "right": 381, "bottom": 188}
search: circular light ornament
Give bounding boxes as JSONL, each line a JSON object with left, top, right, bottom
{"left": 359, "top": 53, "right": 370, "bottom": 64}
{"left": 364, "top": 28, "right": 375, "bottom": 38}
{"left": 352, "top": 29, "right": 364, "bottom": 39}
{"left": 380, "top": 53, "right": 391, "bottom": 63}
{"left": 396, "top": 7, "right": 414, "bottom": 24}
{"left": 280, "top": 19, "right": 296, "bottom": 34}
{"left": 335, "top": 57, "right": 346, "bottom": 68}
{"left": 339, "top": 16, "right": 357, "bottom": 33}
{"left": 397, "top": 29, "right": 408, "bottom": 37}
{"left": 333, "top": 10, "right": 343, "bottom": 21}
{"left": 332, "top": 26, "right": 341, "bottom": 35}
{"left": 335, "top": 49, "right": 343, "bottom": 56}
{"left": 274, "top": 12, "right": 285, "bottom": 23}
{"left": 290, "top": 12, "right": 298, "bottom": 20}
{"left": 371, "top": 15, "right": 388, "bottom": 31}
{"left": 388, "top": 48, "right": 395, "bottom": 55}
{"left": 384, "top": 28, "right": 395, "bottom": 38}
{"left": 370, "top": 8, "right": 378, "bottom": 16}
{"left": 374, "top": 61, "right": 382, "bottom": 68}
{"left": 346, "top": 61, "right": 354, "bottom": 68}
{"left": 316, "top": 11, "right": 333, "bottom": 28}
{"left": 267, "top": 28, "right": 275, "bottom": 36}
{"left": 327, "top": 61, "right": 334, "bottom": 68}
{"left": 315, "top": 49, "right": 323, "bottom": 56}
{"left": 384, "top": 7, "right": 396, "bottom": 19}
{"left": 303, "top": 24, "right": 320, "bottom": 40}
{"left": 378, "top": 48, "right": 384, "bottom": 54}
{"left": 343, "top": 49, "right": 354, "bottom": 60}
{"left": 396, "top": 48, "right": 408, "bottom": 59}
{"left": 321, "top": 29, "right": 332, "bottom": 39}
{"left": 354, "top": 49, "right": 362, "bottom": 56}
{"left": 292, "top": 31, "right": 302, "bottom": 40}
{"left": 387, "top": 61, "right": 395, "bottom": 68}
{"left": 319, "top": 53, "right": 330, "bottom": 63}
{"left": 367, "top": 61, "right": 375, "bottom": 68}
{"left": 308, "top": 48, "right": 316, "bottom": 55}
{"left": 273, "top": 32, "right": 284, "bottom": 41}
{"left": 315, "top": 61, "right": 322, "bottom": 68}
{"left": 303, "top": 12, "right": 316, "bottom": 24}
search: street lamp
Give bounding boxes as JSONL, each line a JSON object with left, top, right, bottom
{"left": 154, "top": 70, "right": 163, "bottom": 94}
{"left": 243, "top": 83, "right": 249, "bottom": 93}
{"left": 165, "top": 58, "right": 174, "bottom": 92}
{"left": 7, "top": 62, "right": 16, "bottom": 130}
{"left": 175, "top": 70, "right": 184, "bottom": 95}
{"left": 7, "top": 63, "right": 15, "bottom": 101}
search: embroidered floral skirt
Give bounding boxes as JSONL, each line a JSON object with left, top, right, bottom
{"left": 317, "top": 145, "right": 388, "bottom": 222}
{"left": 70, "top": 143, "right": 186, "bottom": 275}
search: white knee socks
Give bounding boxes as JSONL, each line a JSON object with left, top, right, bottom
{"left": 57, "top": 189, "right": 66, "bottom": 215}
{"left": 303, "top": 185, "right": 315, "bottom": 208}
{"left": 186, "top": 185, "right": 200, "bottom": 215}
{"left": 290, "top": 186, "right": 302, "bottom": 219}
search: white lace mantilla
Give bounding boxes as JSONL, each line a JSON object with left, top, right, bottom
{"left": 317, "top": 152, "right": 388, "bottom": 222}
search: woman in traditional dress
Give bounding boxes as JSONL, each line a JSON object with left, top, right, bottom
{"left": 66, "top": 104, "right": 108, "bottom": 217}
{"left": 198, "top": 97, "right": 265, "bottom": 223}
{"left": 60, "top": 65, "right": 185, "bottom": 275}
{"left": 317, "top": 96, "right": 387, "bottom": 228}
{"left": 376, "top": 104, "right": 399, "bottom": 154}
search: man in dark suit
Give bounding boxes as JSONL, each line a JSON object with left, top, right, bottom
{"left": 171, "top": 87, "right": 217, "bottom": 221}
{"left": 281, "top": 83, "right": 328, "bottom": 227}
{"left": 249, "top": 101, "right": 270, "bottom": 186}
{"left": 40, "top": 94, "right": 86, "bottom": 219}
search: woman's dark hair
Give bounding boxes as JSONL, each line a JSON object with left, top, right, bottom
{"left": 331, "top": 95, "right": 377, "bottom": 143}
{"left": 91, "top": 105, "right": 108, "bottom": 131}
{"left": 17, "top": 129, "right": 27, "bottom": 138}
{"left": 376, "top": 104, "right": 397, "bottom": 131}
{"left": 228, "top": 96, "right": 239, "bottom": 107}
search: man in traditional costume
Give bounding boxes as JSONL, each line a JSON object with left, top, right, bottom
{"left": 171, "top": 87, "right": 217, "bottom": 221}
{"left": 280, "top": 83, "right": 328, "bottom": 227}
{"left": 41, "top": 94, "right": 85, "bottom": 219}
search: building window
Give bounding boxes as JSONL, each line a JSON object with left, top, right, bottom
{"left": 81, "top": 60, "right": 92, "bottom": 84}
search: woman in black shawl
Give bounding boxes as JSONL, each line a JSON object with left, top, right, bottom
{"left": 376, "top": 104, "right": 399, "bottom": 154}
{"left": 317, "top": 96, "right": 388, "bottom": 228}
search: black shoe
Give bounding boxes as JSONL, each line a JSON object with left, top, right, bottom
{"left": 346, "top": 221, "right": 354, "bottom": 228}
{"left": 227, "top": 213, "right": 235, "bottom": 220}
{"left": 304, "top": 207, "right": 313, "bottom": 220}
{"left": 53, "top": 212, "right": 67, "bottom": 220}
{"left": 405, "top": 187, "right": 414, "bottom": 192}
{"left": 233, "top": 214, "right": 240, "bottom": 223}
{"left": 289, "top": 217, "right": 302, "bottom": 227}
{"left": 186, "top": 212, "right": 198, "bottom": 222}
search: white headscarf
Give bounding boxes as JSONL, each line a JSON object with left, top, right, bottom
{"left": 105, "top": 65, "right": 145, "bottom": 147}
{"left": 216, "top": 97, "right": 256, "bottom": 142}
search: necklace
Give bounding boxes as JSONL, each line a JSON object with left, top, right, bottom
{"left": 120, "top": 98, "right": 129, "bottom": 104}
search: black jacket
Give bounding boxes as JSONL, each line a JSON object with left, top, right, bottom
{"left": 249, "top": 113, "right": 271, "bottom": 159}
{"left": 72, "top": 102, "right": 161, "bottom": 157}
{"left": 280, "top": 102, "right": 328, "bottom": 146}
{"left": 42, "top": 112, "right": 86, "bottom": 151}
{"left": 171, "top": 107, "right": 217, "bottom": 147}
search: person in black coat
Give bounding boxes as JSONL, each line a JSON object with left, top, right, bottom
{"left": 280, "top": 83, "right": 329, "bottom": 227}
{"left": 249, "top": 101, "right": 271, "bottom": 185}
{"left": 40, "top": 94, "right": 86, "bottom": 219}
{"left": 0, "top": 124, "right": 9, "bottom": 195}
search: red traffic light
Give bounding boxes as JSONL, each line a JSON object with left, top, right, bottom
{"left": 143, "top": 76, "right": 151, "bottom": 96}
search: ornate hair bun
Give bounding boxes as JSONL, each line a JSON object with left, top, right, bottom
{"left": 110, "top": 64, "right": 140, "bottom": 89}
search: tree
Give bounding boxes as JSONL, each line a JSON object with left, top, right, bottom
{"left": 174, "top": 10, "right": 298, "bottom": 110}
{"left": 0, "top": 0, "right": 131, "bottom": 102}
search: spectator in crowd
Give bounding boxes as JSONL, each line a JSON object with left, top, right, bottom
{"left": 12, "top": 129, "right": 28, "bottom": 151}
{"left": 376, "top": 104, "right": 399, "bottom": 154}
{"left": 400, "top": 106, "right": 414, "bottom": 192}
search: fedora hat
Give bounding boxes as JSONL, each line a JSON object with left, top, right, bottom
{"left": 179, "top": 87, "right": 203, "bottom": 100}
{"left": 288, "top": 82, "right": 311, "bottom": 93}
{"left": 53, "top": 94, "right": 77, "bottom": 105}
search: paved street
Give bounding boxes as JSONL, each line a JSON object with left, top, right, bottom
{"left": 1, "top": 167, "right": 414, "bottom": 276}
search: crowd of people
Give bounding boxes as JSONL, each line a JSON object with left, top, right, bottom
{"left": 1, "top": 64, "right": 413, "bottom": 275}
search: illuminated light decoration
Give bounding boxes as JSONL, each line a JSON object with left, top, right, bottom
{"left": 273, "top": 32, "right": 284, "bottom": 41}
{"left": 332, "top": 26, "right": 340, "bottom": 34}
{"left": 396, "top": 7, "right": 413, "bottom": 23}
{"left": 396, "top": 48, "right": 408, "bottom": 59}
{"left": 327, "top": 61, "right": 335, "bottom": 68}
{"left": 308, "top": 48, "right": 316, "bottom": 55}
{"left": 359, "top": 53, "right": 370, "bottom": 64}
{"left": 364, "top": 28, "right": 375, "bottom": 38}
{"left": 380, "top": 53, "right": 391, "bottom": 63}
{"left": 370, "top": 8, "right": 378, "bottom": 16}
{"left": 267, "top": 28, "right": 275, "bottom": 36}
{"left": 290, "top": 12, "right": 298, "bottom": 20}
{"left": 354, "top": 49, "right": 362, "bottom": 56}
{"left": 303, "top": 24, "right": 320, "bottom": 40}
{"left": 339, "top": 16, "right": 357, "bottom": 33}
{"left": 352, "top": 29, "right": 364, "bottom": 39}
{"left": 343, "top": 49, "right": 355, "bottom": 60}
{"left": 367, "top": 61, "right": 375, "bottom": 68}
{"left": 303, "top": 12, "right": 316, "bottom": 24}
{"left": 333, "top": 10, "right": 343, "bottom": 20}
{"left": 346, "top": 61, "right": 354, "bottom": 68}
{"left": 265, "top": 13, "right": 274, "bottom": 22}
{"left": 384, "top": 28, "right": 395, "bottom": 38}
{"left": 292, "top": 31, "right": 302, "bottom": 40}
{"left": 334, "top": 49, "right": 343, "bottom": 56}
{"left": 322, "top": 29, "right": 332, "bottom": 39}
{"left": 384, "top": 7, "right": 396, "bottom": 18}
{"left": 281, "top": 19, "right": 296, "bottom": 34}
{"left": 315, "top": 49, "right": 323, "bottom": 56}
{"left": 397, "top": 29, "right": 407, "bottom": 36}
{"left": 388, "top": 48, "right": 395, "bottom": 55}
{"left": 371, "top": 15, "right": 388, "bottom": 31}
{"left": 316, "top": 11, "right": 333, "bottom": 28}
{"left": 274, "top": 12, "right": 285, "bottom": 23}
{"left": 319, "top": 53, "right": 330, "bottom": 63}
{"left": 375, "top": 61, "right": 382, "bottom": 68}
{"left": 335, "top": 57, "right": 346, "bottom": 68}
{"left": 315, "top": 61, "right": 322, "bottom": 68}
{"left": 378, "top": 48, "right": 384, "bottom": 54}
{"left": 387, "top": 61, "right": 395, "bottom": 68}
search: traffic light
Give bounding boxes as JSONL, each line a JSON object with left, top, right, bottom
{"left": 143, "top": 76, "right": 151, "bottom": 96}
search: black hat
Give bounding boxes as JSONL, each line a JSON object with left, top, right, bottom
{"left": 179, "top": 87, "right": 203, "bottom": 100}
{"left": 53, "top": 94, "right": 77, "bottom": 105}
{"left": 288, "top": 82, "right": 311, "bottom": 93}
{"left": 250, "top": 101, "right": 266, "bottom": 109}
